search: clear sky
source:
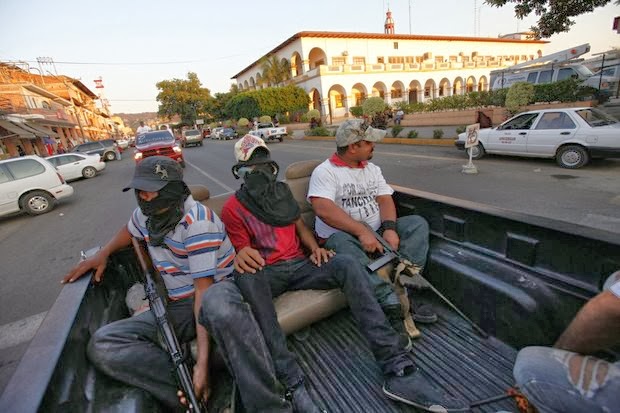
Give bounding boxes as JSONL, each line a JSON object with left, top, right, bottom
{"left": 1, "top": 0, "right": 618, "bottom": 114}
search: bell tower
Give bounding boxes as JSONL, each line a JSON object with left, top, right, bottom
{"left": 384, "top": 9, "right": 395, "bottom": 34}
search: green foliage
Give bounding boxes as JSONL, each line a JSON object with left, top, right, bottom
{"left": 225, "top": 85, "right": 309, "bottom": 120}
{"left": 505, "top": 82, "right": 535, "bottom": 115}
{"left": 407, "top": 130, "right": 418, "bottom": 139}
{"left": 259, "top": 115, "right": 272, "bottom": 123}
{"left": 237, "top": 118, "right": 249, "bottom": 127}
{"left": 349, "top": 106, "right": 364, "bottom": 117}
{"left": 433, "top": 129, "right": 444, "bottom": 139}
{"left": 532, "top": 79, "right": 596, "bottom": 103}
{"left": 456, "top": 125, "right": 467, "bottom": 134}
{"left": 391, "top": 125, "right": 404, "bottom": 137}
{"left": 306, "top": 109, "right": 320, "bottom": 121}
{"left": 156, "top": 72, "right": 213, "bottom": 125}
{"left": 304, "top": 126, "right": 331, "bottom": 136}
{"left": 485, "top": 0, "right": 616, "bottom": 38}
{"left": 226, "top": 95, "right": 261, "bottom": 120}
{"left": 362, "top": 97, "right": 389, "bottom": 115}
{"left": 259, "top": 55, "right": 291, "bottom": 87}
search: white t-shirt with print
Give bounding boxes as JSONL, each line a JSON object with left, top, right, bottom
{"left": 308, "top": 159, "right": 393, "bottom": 239}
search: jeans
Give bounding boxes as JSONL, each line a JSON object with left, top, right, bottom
{"left": 324, "top": 215, "right": 429, "bottom": 308}
{"left": 87, "top": 297, "right": 197, "bottom": 411}
{"left": 234, "top": 254, "right": 413, "bottom": 391}
{"left": 514, "top": 346, "right": 620, "bottom": 413}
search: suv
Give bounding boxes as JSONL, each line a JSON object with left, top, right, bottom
{"left": 134, "top": 130, "right": 185, "bottom": 167}
{"left": 71, "top": 139, "right": 120, "bottom": 161}
{"left": 0, "top": 155, "right": 74, "bottom": 217}
{"left": 180, "top": 129, "right": 204, "bottom": 147}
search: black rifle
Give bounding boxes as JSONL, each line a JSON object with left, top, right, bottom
{"left": 131, "top": 238, "right": 204, "bottom": 412}
{"left": 366, "top": 225, "right": 489, "bottom": 338}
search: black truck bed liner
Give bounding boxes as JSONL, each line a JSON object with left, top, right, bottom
{"left": 292, "top": 296, "right": 517, "bottom": 413}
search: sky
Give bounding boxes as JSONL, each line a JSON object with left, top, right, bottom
{"left": 1, "top": 0, "right": 618, "bottom": 114}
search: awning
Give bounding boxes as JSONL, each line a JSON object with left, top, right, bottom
{"left": 33, "top": 118, "right": 76, "bottom": 128}
{"left": 0, "top": 120, "right": 36, "bottom": 139}
{"left": 19, "top": 123, "right": 60, "bottom": 138}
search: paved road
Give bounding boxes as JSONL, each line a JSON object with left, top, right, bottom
{"left": 1, "top": 139, "right": 619, "bottom": 394}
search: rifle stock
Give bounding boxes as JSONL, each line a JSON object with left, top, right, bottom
{"left": 131, "top": 238, "right": 204, "bottom": 412}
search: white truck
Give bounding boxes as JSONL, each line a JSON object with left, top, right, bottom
{"left": 248, "top": 122, "right": 287, "bottom": 142}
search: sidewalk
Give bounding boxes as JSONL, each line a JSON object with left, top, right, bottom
{"left": 291, "top": 124, "right": 459, "bottom": 143}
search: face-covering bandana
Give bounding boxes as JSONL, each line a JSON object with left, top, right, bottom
{"left": 235, "top": 163, "right": 300, "bottom": 227}
{"left": 136, "top": 181, "right": 190, "bottom": 246}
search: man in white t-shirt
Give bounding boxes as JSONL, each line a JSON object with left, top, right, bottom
{"left": 136, "top": 121, "right": 151, "bottom": 135}
{"left": 308, "top": 119, "right": 437, "bottom": 345}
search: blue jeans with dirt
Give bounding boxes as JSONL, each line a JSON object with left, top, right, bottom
{"left": 233, "top": 254, "right": 413, "bottom": 392}
{"left": 324, "top": 215, "right": 429, "bottom": 308}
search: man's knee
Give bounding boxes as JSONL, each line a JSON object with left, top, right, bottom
{"left": 397, "top": 215, "right": 429, "bottom": 236}
{"left": 200, "top": 282, "right": 245, "bottom": 328}
{"left": 513, "top": 346, "right": 556, "bottom": 383}
{"left": 87, "top": 324, "right": 117, "bottom": 373}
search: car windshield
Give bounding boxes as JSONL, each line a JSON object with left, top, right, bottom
{"left": 184, "top": 130, "right": 200, "bottom": 136}
{"left": 136, "top": 131, "right": 175, "bottom": 146}
{"left": 223, "top": 128, "right": 234, "bottom": 133}
{"left": 576, "top": 108, "right": 619, "bottom": 127}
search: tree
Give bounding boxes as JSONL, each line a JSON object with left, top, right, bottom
{"left": 259, "top": 55, "right": 291, "bottom": 87}
{"left": 505, "top": 82, "right": 534, "bottom": 115}
{"left": 156, "top": 72, "right": 213, "bottom": 125}
{"left": 485, "top": 0, "right": 619, "bottom": 38}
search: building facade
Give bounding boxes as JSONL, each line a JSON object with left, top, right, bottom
{"left": 0, "top": 63, "right": 119, "bottom": 158}
{"left": 232, "top": 29, "right": 547, "bottom": 122}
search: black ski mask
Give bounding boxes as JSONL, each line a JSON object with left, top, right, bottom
{"left": 136, "top": 181, "right": 190, "bottom": 246}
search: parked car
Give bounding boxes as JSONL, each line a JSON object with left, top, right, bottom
{"left": 116, "top": 138, "right": 129, "bottom": 150}
{"left": 0, "top": 155, "right": 74, "bottom": 217}
{"left": 180, "top": 129, "right": 204, "bottom": 147}
{"left": 211, "top": 127, "right": 224, "bottom": 140}
{"left": 46, "top": 153, "right": 106, "bottom": 181}
{"left": 216, "top": 127, "right": 238, "bottom": 140}
{"left": 455, "top": 107, "right": 620, "bottom": 168}
{"left": 134, "top": 130, "right": 185, "bottom": 168}
{"left": 71, "top": 139, "right": 120, "bottom": 161}
{"left": 248, "top": 122, "right": 287, "bottom": 142}
{"left": 202, "top": 128, "right": 211, "bottom": 139}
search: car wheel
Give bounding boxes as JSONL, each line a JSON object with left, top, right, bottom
{"left": 104, "top": 151, "right": 116, "bottom": 161}
{"left": 556, "top": 145, "right": 589, "bottom": 169}
{"left": 21, "top": 191, "right": 54, "bottom": 215}
{"left": 468, "top": 143, "right": 486, "bottom": 160}
{"left": 82, "top": 166, "right": 97, "bottom": 178}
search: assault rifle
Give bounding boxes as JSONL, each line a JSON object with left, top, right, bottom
{"left": 366, "top": 225, "right": 489, "bottom": 338}
{"left": 131, "top": 238, "right": 204, "bottom": 413}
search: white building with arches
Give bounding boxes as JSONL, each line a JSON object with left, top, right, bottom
{"left": 232, "top": 30, "right": 547, "bottom": 122}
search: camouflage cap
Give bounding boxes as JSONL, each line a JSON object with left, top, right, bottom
{"left": 335, "top": 119, "right": 387, "bottom": 147}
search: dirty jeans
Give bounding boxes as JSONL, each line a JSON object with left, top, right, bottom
{"left": 87, "top": 297, "right": 197, "bottom": 411}
{"left": 324, "top": 215, "right": 429, "bottom": 308}
{"left": 513, "top": 346, "right": 620, "bottom": 413}
{"left": 234, "top": 254, "right": 413, "bottom": 391}
{"left": 88, "top": 287, "right": 291, "bottom": 413}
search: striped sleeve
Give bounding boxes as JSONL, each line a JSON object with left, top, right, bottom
{"left": 184, "top": 218, "right": 226, "bottom": 279}
{"left": 127, "top": 208, "right": 146, "bottom": 240}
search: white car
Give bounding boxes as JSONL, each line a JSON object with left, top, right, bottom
{"left": 46, "top": 153, "right": 106, "bottom": 181}
{"left": 455, "top": 107, "right": 620, "bottom": 168}
{"left": 0, "top": 155, "right": 74, "bottom": 217}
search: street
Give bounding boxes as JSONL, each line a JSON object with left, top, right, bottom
{"left": 1, "top": 138, "right": 619, "bottom": 393}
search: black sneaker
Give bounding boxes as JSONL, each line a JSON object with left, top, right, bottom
{"left": 383, "top": 367, "right": 468, "bottom": 412}
{"left": 411, "top": 302, "right": 438, "bottom": 324}
{"left": 384, "top": 305, "right": 413, "bottom": 351}
{"left": 286, "top": 381, "right": 326, "bottom": 413}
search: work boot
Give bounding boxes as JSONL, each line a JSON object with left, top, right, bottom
{"left": 383, "top": 366, "right": 468, "bottom": 412}
{"left": 411, "top": 300, "right": 438, "bottom": 324}
{"left": 286, "top": 380, "right": 326, "bottom": 413}
{"left": 384, "top": 305, "right": 413, "bottom": 351}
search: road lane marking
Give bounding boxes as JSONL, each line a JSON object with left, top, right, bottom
{"left": 0, "top": 312, "right": 47, "bottom": 350}
{"left": 185, "top": 160, "right": 234, "bottom": 193}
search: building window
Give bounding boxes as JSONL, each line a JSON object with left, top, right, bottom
{"left": 388, "top": 56, "right": 404, "bottom": 64}
{"left": 354, "top": 93, "right": 366, "bottom": 106}
{"left": 377, "top": 57, "right": 385, "bottom": 64}
{"left": 393, "top": 42, "right": 399, "bottom": 50}
{"left": 424, "top": 87, "right": 431, "bottom": 97}
{"left": 332, "top": 57, "right": 345, "bottom": 66}
{"left": 335, "top": 94, "right": 344, "bottom": 108}
{"left": 353, "top": 57, "right": 365, "bottom": 65}
{"left": 41, "top": 101, "right": 51, "bottom": 109}
{"left": 392, "top": 89, "right": 403, "bottom": 98}
{"left": 405, "top": 56, "right": 415, "bottom": 63}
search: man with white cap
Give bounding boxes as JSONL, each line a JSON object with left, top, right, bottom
{"left": 308, "top": 119, "right": 437, "bottom": 346}
{"left": 218, "top": 135, "right": 466, "bottom": 412}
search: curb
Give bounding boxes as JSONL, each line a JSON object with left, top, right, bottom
{"left": 293, "top": 135, "right": 456, "bottom": 146}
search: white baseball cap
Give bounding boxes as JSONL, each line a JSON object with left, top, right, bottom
{"left": 234, "top": 134, "right": 270, "bottom": 164}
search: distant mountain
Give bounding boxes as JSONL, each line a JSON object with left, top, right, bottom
{"left": 115, "top": 112, "right": 158, "bottom": 130}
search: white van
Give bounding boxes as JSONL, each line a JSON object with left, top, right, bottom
{"left": 0, "top": 155, "right": 74, "bottom": 217}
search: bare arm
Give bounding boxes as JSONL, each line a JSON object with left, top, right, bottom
{"left": 192, "top": 276, "right": 214, "bottom": 401}
{"left": 62, "top": 224, "right": 132, "bottom": 284}
{"left": 376, "top": 195, "right": 400, "bottom": 250}
{"left": 554, "top": 290, "right": 620, "bottom": 354}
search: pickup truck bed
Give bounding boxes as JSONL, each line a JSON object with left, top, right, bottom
{"left": 2, "top": 162, "right": 619, "bottom": 413}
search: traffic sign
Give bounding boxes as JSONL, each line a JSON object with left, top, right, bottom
{"left": 465, "top": 123, "right": 480, "bottom": 149}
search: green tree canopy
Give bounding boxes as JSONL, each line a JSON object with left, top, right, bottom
{"left": 259, "top": 55, "right": 291, "bottom": 87}
{"left": 156, "top": 72, "right": 213, "bottom": 125}
{"left": 226, "top": 85, "right": 309, "bottom": 119}
{"left": 485, "top": 0, "right": 619, "bottom": 38}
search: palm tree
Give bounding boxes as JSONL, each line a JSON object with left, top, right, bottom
{"left": 259, "top": 55, "right": 291, "bottom": 87}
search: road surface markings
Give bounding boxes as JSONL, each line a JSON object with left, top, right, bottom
{"left": 185, "top": 160, "right": 234, "bottom": 193}
{"left": 0, "top": 312, "right": 47, "bottom": 350}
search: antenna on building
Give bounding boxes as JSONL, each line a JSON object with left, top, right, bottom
{"left": 36, "top": 57, "right": 58, "bottom": 76}
{"left": 409, "top": 0, "right": 412, "bottom": 34}
{"left": 385, "top": 7, "right": 395, "bottom": 34}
